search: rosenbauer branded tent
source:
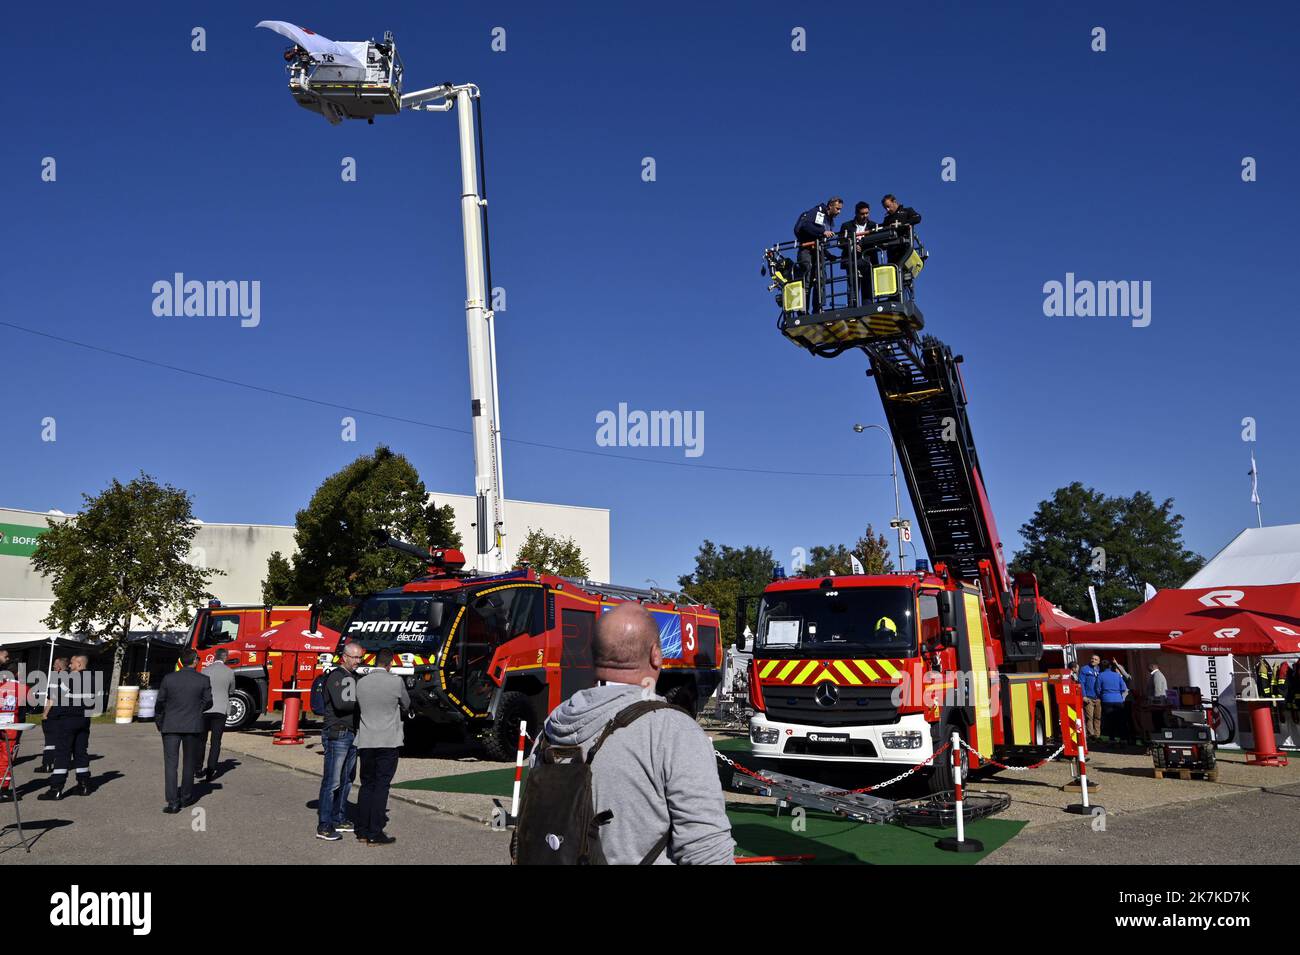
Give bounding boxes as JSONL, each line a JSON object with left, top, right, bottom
{"left": 1065, "top": 583, "right": 1300, "bottom": 650}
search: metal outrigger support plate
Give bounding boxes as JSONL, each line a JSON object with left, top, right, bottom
{"left": 731, "top": 770, "right": 899, "bottom": 825}
{"left": 892, "top": 790, "right": 1011, "bottom": 828}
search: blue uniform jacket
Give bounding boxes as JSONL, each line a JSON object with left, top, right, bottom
{"left": 1098, "top": 669, "right": 1128, "bottom": 704}
{"left": 1079, "top": 664, "right": 1102, "bottom": 700}
{"left": 794, "top": 204, "right": 836, "bottom": 243}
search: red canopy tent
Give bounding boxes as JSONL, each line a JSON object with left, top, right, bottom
{"left": 1162, "top": 612, "right": 1300, "bottom": 657}
{"left": 1066, "top": 582, "right": 1300, "bottom": 650}
{"left": 1036, "top": 597, "right": 1091, "bottom": 648}
{"left": 1160, "top": 611, "right": 1297, "bottom": 766}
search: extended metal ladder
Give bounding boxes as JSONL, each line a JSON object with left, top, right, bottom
{"left": 864, "top": 336, "right": 999, "bottom": 588}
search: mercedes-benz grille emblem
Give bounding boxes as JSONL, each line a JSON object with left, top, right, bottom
{"left": 814, "top": 683, "right": 840, "bottom": 707}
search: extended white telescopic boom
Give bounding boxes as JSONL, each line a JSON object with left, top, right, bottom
{"left": 404, "top": 83, "right": 507, "bottom": 573}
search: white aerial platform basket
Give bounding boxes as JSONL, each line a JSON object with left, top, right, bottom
{"left": 286, "top": 36, "right": 403, "bottom": 124}
{"left": 258, "top": 22, "right": 403, "bottom": 124}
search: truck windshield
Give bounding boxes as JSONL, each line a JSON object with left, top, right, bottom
{"left": 755, "top": 586, "right": 916, "bottom": 657}
{"left": 341, "top": 595, "right": 458, "bottom": 651}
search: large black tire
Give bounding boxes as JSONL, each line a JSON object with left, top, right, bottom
{"left": 226, "top": 688, "right": 257, "bottom": 731}
{"left": 663, "top": 683, "right": 700, "bottom": 718}
{"left": 927, "top": 722, "right": 967, "bottom": 795}
{"left": 482, "top": 691, "right": 537, "bottom": 762}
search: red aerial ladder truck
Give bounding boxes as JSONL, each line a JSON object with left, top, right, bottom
{"left": 743, "top": 228, "right": 1081, "bottom": 791}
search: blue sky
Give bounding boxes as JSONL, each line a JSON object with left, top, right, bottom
{"left": 3, "top": 1, "right": 1297, "bottom": 596}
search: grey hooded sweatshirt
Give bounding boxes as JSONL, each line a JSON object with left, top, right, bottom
{"left": 537, "top": 683, "right": 735, "bottom": 865}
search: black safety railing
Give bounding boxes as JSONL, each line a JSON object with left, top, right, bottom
{"left": 763, "top": 224, "right": 925, "bottom": 321}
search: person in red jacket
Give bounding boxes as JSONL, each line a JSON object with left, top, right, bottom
{"left": 0, "top": 649, "right": 22, "bottom": 804}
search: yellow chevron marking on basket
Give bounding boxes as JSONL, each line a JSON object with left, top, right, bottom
{"left": 833, "top": 660, "right": 863, "bottom": 685}
{"left": 791, "top": 660, "right": 820, "bottom": 685}
{"left": 812, "top": 669, "right": 839, "bottom": 684}
{"left": 776, "top": 660, "right": 800, "bottom": 681}
{"left": 759, "top": 660, "right": 780, "bottom": 678}
{"left": 877, "top": 659, "right": 902, "bottom": 679}
{"left": 854, "top": 660, "right": 881, "bottom": 681}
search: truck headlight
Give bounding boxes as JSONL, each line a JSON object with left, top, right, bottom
{"left": 750, "top": 723, "right": 780, "bottom": 745}
{"left": 882, "top": 731, "right": 923, "bottom": 750}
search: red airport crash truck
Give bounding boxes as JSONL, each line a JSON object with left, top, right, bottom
{"left": 334, "top": 535, "right": 723, "bottom": 759}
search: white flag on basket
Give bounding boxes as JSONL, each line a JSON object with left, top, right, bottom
{"left": 850, "top": 554, "right": 865, "bottom": 575}
{"left": 256, "top": 21, "right": 367, "bottom": 69}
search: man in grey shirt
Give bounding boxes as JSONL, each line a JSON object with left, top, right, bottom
{"left": 355, "top": 647, "right": 409, "bottom": 846}
{"left": 199, "top": 648, "right": 236, "bottom": 782}
{"left": 1146, "top": 661, "right": 1169, "bottom": 732}
{"left": 532, "top": 602, "right": 735, "bottom": 865}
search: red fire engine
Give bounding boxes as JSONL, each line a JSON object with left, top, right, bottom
{"left": 743, "top": 247, "right": 1082, "bottom": 791}
{"left": 335, "top": 535, "right": 723, "bottom": 759}
{"left": 186, "top": 602, "right": 340, "bottom": 729}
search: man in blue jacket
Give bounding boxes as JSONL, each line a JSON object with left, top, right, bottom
{"left": 793, "top": 197, "right": 843, "bottom": 312}
{"left": 1097, "top": 659, "right": 1131, "bottom": 745}
{"left": 1079, "top": 653, "right": 1102, "bottom": 740}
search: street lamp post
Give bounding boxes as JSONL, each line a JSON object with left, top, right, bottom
{"left": 853, "top": 423, "right": 906, "bottom": 573}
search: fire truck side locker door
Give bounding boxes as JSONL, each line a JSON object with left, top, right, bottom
{"left": 955, "top": 589, "right": 995, "bottom": 758}
{"left": 559, "top": 609, "right": 597, "bottom": 705}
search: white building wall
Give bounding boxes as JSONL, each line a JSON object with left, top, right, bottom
{"left": 1, "top": 496, "right": 610, "bottom": 644}
{"left": 427, "top": 493, "right": 610, "bottom": 582}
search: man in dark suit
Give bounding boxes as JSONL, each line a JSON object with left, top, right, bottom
{"left": 838, "top": 202, "right": 878, "bottom": 303}
{"left": 155, "top": 649, "right": 212, "bottom": 814}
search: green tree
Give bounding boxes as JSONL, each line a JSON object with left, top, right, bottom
{"left": 1010, "top": 482, "right": 1203, "bottom": 620}
{"left": 678, "top": 541, "right": 775, "bottom": 646}
{"left": 515, "top": 527, "right": 590, "bottom": 577}
{"left": 805, "top": 524, "right": 892, "bottom": 577}
{"left": 262, "top": 447, "right": 439, "bottom": 626}
{"left": 426, "top": 500, "right": 463, "bottom": 550}
{"left": 32, "top": 473, "right": 220, "bottom": 707}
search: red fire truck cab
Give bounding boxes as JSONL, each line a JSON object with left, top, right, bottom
{"left": 739, "top": 567, "right": 1080, "bottom": 792}
{"left": 186, "top": 602, "right": 340, "bottom": 730}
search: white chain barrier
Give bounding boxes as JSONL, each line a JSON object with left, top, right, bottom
{"left": 957, "top": 737, "right": 1066, "bottom": 772}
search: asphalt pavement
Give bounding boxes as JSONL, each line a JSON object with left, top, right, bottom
{"left": 0, "top": 723, "right": 508, "bottom": 865}
{"left": 985, "top": 778, "right": 1300, "bottom": 865}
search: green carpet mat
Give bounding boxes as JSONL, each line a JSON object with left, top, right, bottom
{"left": 394, "top": 737, "right": 1023, "bottom": 864}
{"left": 395, "top": 766, "right": 526, "bottom": 797}
{"left": 396, "top": 736, "right": 752, "bottom": 797}
{"left": 726, "top": 803, "right": 1023, "bottom": 864}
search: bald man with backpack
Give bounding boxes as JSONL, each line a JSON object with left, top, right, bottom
{"left": 514, "top": 602, "right": 734, "bottom": 865}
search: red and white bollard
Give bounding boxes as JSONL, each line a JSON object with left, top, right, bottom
{"left": 1245, "top": 699, "right": 1289, "bottom": 767}
{"left": 936, "top": 731, "right": 983, "bottom": 853}
{"left": 509, "top": 720, "right": 527, "bottom": 822}
{"left": 272, "top": 694, "right": 304, "bottom": 745}
{"left": 1066, "top": 712, "right": 1103, "bottom": 814}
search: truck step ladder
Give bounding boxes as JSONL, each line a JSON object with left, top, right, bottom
{"left": 730, "top": 770, "right": 899, "bottom": 824}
